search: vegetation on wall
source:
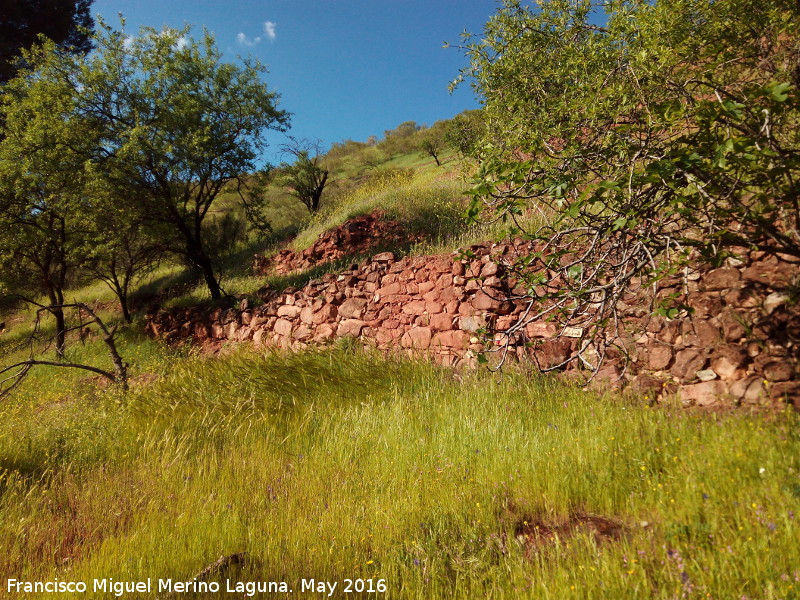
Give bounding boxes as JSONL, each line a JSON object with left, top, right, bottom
{"left": 456, "top": 0, "right": 800, "bottom": 371}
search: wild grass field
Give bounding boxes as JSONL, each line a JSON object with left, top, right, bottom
{"left": 0, "top": 344, "right": 798, "bottom": 599}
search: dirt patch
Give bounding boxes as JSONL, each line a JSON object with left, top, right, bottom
{"left": 253, "top": 211, "right": 423, "bottom": 276}
{"left": 514, "top": 513, "right": 624, "bottom": 554}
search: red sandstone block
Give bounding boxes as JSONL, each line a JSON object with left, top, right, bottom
{"left": 418, "top": 281, "right": 436, "bottom": 295}
{"left": 337, "top": 319, "right": 366, "bottom": 337}
{"left": 429, "top": 313, "right": 453, "bottom": 331}
{"left": 401, "top": 326, "right": 432, "bottom": 349}
{"left": 471, "top": 290, "right": 497, "bottom": 310}
{"left": 432, "top": 330, "right": 470, "bottom": 349}
{"left": 402, "top": 301, "right": 428, "bottom": 316}
{"left": 274, "top": 318, "right": 293, "bottom": 337}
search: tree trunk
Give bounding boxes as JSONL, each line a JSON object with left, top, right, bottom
{"left": 46, "top": 286, "right": 66, "bottom": 357}
{"left": 187, "top": 240, "right": 221, "bottom": 300}
{"left": 53, "top": 305, "right": 66, "bottom": 357}
{"left": 119, "top": 290, "right": 132, "bottom": 323}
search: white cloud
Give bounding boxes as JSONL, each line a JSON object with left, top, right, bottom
{"left": 236, "top": 32, "right": 262, "bottom": 47}
{"left": 263, "top": 21, "right": 277, "bottom": 41}
{"left": 122, "top": 35, "right": 135, "bottom": 49}
{"left": 174, "top": 36, "right": 188, "bottom": 50}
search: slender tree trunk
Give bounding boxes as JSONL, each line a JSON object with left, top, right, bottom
{"left": 118, "top": 286, "right": 132, "bottom": 323}
{"left": 187, "top": 239, "right": 221, "bottom": 300}
{"left": 53, "top": 306, "right": 66, "bottom": 357}
{"left": 46, "top": 286, "right": 67, "bottom": 357}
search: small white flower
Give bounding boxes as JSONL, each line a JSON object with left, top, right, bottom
{"left": 759, "top": 467, "right": 766, "bottom": 474}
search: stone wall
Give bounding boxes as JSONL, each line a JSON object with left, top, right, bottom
{"left": 146, "top": 242, "right": 799, "bottom": 408}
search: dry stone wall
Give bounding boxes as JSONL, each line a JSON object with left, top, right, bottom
{"left": 146, "top": 242, "right": 799, "bottom": 408}
{"left": 252, "top": 212, "right": 423, "bottom": 276}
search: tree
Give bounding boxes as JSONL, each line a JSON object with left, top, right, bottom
{"left": 379, "top": 120, "right": 421, "bottom": 155}
{"left": 279, "top": 138, "right": 330, "bottom": 213}
{"left": 457, "top": 0, "right": 800, "bottom": 371}
{"left": 418, "top": 121, "right": 447, "bottom": 166}
{"left": 443, "top": 110, "right": 484, "bottom": 159}
{"left": 0, "top": 0, "right": 94, "bottom": 84}
{"left": 73, "top": 21, "right": 289, "bottom": 301}
{"left": 0, "top": 40, "right": 98, "bottom": 355}
{"left": 0, "top": 302, "right": 129, "bottom": 399}
{"left": 82, "top": 201, "right": 165, "bottom": 323}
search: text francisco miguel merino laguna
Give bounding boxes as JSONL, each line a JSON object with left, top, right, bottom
{"left": 6, "top": 577, "right": 379, "bottom": 596}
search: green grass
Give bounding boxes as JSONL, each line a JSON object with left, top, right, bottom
{"left": 0, "top": 345, "right": 798, "bottom": 599}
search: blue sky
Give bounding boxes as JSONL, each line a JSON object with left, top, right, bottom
{"left": 90, "top": 1, "right": 494, "bottom": 160}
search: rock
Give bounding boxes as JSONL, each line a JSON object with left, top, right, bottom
{"left": 277, "top": 305, "right": 302, "bottom": 318}
{"left": 376, "top": 282, "right": 403, "bottom": 297}
{"left": 703, "top": 267, "right": 741, "bottom": 291}
{"left": 312, "top": 304, "right": 338, "bottom": 324}
{"left": 769, "top": 381, "right": 800, "bottom": 403}
{"left": 742, "top": 261, "right": 796, "bottom": 287}
{"left": 525, "top": 321, "right": 557, "bottom": 338}
{"left": 211, "top": 322, "right": 226, "bottom": 339}
{"left": 372, "top": 252, "right": 395, "bottom": 263}
{"left": 671, "top": 348, "right": 708, "bottom": 381}
{"left": 764, "top": 292, "right": 789, "bottom": 315}
{"left": 680, "top": 380, "right": 727, "bottom": 406}
{"left": 730, "top": 376, "right": 766, "bottom": 403}
{"left": 194, "top": 322, "right": 210, "bottom": 340}
{"left": 274, "top": 318, "right": 293, "bottom": 337}
{"left": 763, "top": 361, "right": 794, "bottom": 382}
{"left": 647, "top": 341, "right": 674, "bottom": 371}
{"left": 591, "top": 364, "right": 622, "bottom": 388}
{"left": 707, "top": 344, "right": 746, "bottom": 379}
{"left": 429, "top": 313, "right": 453, "bottom": 331}
{"left": 299, "top": 306, "right": 315, "bottom": 325}
{"left": 431, "top": 330, "right": 470, "bottom": 349}
{"left": 536, "top": 339, "right": 572, "bottom": 369}
{"left": 480, "top": 262, "right": 500, "bottom": 277}
{"left": 719, "top": 310, "right": 747, "bottom": 342}
{"left": 471, "top": 290, "right": 498, "bottom": 310}
{"left": 459, "top": 315, "right": 486, "bottom": 333}
{"left": 252, "top": 329, "right": 267, "bottom": 347}
{"left": 401, "top": 326, "right": 432, "bottom": 349}
{"left": 337, "top": 319, "right": 366, "bottom": 338}
{"left": 339, "top": 298, "right": 368, "bottom": 319}
{"left": 293, "top": 324, "right": 312, "bottom": 341}
{"left": 696, "top": 369, "right": 718, "bottom": 382}
{"left": 314, "top": 323, "right": 336, "bottom": 342}
{"left": 401, "top": 300, "right": 428, "bottom": 316}
{"left": 418, "top": 281, "right": 436, "bottom": 295}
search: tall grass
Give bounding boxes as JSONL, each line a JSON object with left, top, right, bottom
{"left": 0, "top": 346, "right": 797, "bottom": 598}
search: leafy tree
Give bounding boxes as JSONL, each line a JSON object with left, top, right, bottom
{"left": 0, "top": 0, "right": 94, "bottom": 84}
{"left": 443, "top": 110, "right": 484, "bottom": 159}
{"left": 418, "top": 121, "right": 447, "bottom": 166}
{"left": 0, "top": 41, "right": 98, "bottom": 355}
{"left": 379, "top": 120, "right": 421, "bottom": 155}
{"left": 279, "top": 138, "right": 330, "bottom": 214}
{"left": 457, "top": 0, "right": 800, "bottom": 371}
{"left": 73, "top": 21, "right": 289, "bottom": 301}
{"left": 81, "top": 201, "right": 165, "bottom": 323}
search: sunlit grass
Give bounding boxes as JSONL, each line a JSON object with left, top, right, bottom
{"left": 0, "top": 346, "right": 797, "bottom": 599}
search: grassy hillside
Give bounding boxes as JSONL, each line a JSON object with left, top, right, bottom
{"left": 0, "top": 346, "right": 797, "bottom": 598}
{"left": 1, "top": 115, "right": 797, "bottom": 600}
